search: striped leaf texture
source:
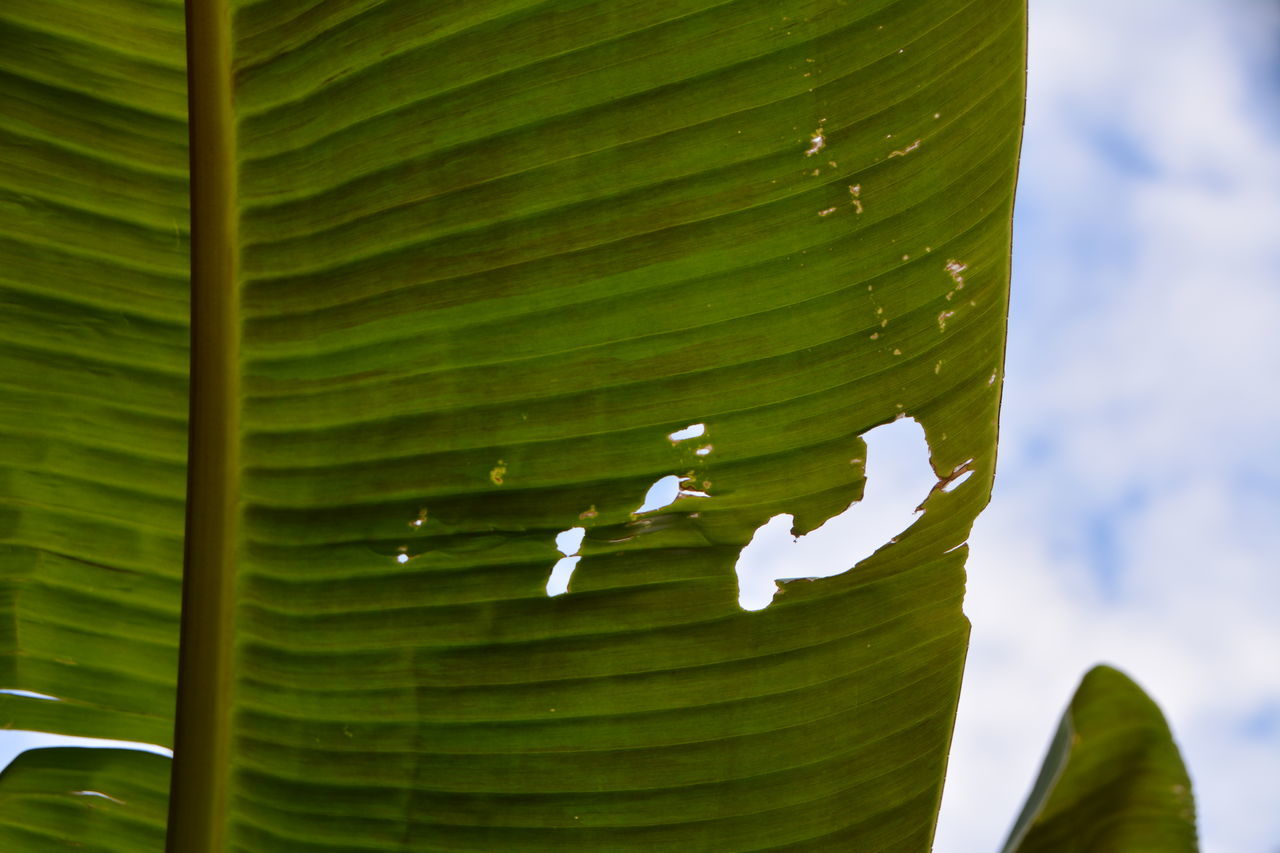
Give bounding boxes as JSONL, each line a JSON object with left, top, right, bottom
{"left": 1, "top": 0, "right": 1031, "bottom": 850}
{"left": 0, "top": 0, "right": 189, "bottom": 746}
{"left": 0, "top": 749, "right": 171, "bottom": 850}
{"left": 1004, "top": 666, "right": 1199, "bottom": 853}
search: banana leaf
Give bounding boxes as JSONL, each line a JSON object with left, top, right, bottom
{"left": 1004, "top": 666, "right": 1198, "bottom": 853}
{"left": 0, "top": 0, "right": 1096, "bottom": 849}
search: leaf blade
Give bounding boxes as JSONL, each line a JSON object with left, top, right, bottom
{"left": 0, "top": 0, "right": 188, "bottom": 748}
{"left": 220, "top": 0, "right": 1025, "bottom": 848}
{"left": 1004, "top": 665, "right": 1199, "bottom": 853}
{"left": 0, "top": 748, "right": 169, "bottom": 853}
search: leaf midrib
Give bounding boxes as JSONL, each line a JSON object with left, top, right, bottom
{"left": 165, "top": 1, "right": 241, "bottom": 850}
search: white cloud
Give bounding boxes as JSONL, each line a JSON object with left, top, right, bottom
{"left": 937, "top": 1, "right": 1280, "bottom": 851}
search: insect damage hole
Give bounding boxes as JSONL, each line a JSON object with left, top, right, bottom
{"left": 939, "top": 467, "right": 973, "bottom": 493}
{"left": 633, "top": 470, "right": 713, "bottom": 515}
{"left": 546, "top": 527, "right": 586, "bottom": 596}
{"left": 0, "top": 689, "right": 60, "bottom": 701}
{"left": 634, "top": 475, "right": 681, "bottom": 514}
{"left": 668, "top": 423, "right": 706, "bottom": 442}
{"left": 733, "top": 417, "right": 939, "bottom": 611}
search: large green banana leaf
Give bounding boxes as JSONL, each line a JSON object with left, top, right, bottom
{"left": 0, "top": 0, "right": 1187, "bottom": 850}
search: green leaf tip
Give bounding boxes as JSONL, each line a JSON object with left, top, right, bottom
{"left": 1004, "top": 664, "right": 1198, "bottom": 853}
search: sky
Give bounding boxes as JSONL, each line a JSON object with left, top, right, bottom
{"left": 3, "top": 2, "right": 1278, "bottom": 850}
{"left": 935, "top": 1, "right": 1280, "bottom": 850}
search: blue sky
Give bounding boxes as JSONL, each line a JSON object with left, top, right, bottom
{"left": 936, "top": 1, "right": 1280, "bottom": 850}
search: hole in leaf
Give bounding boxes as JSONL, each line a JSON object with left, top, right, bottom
{"left": 546, "top": 527, "right": 586, "bottom": 597}
{"left": 634, "top": 475, "right": 681, "bottom": 514}
{"left": 939, "top": 468, "right": 973, "bottom": 493}
{"left": 734, "top": 418, "right": 938, "bottom": 611}
{"left": 0, "top": 689, "right": 60, "bottom": 701}
{"left": 554, "top": 527, "right": 585, "bottom": 556}
{"left": 667, "top": 423, "right": 706, "bottom": 442}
